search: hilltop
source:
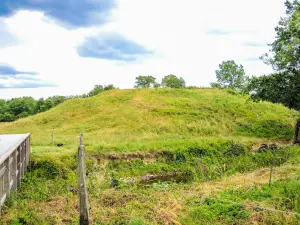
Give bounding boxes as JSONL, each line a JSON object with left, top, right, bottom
{"left": 1, "top": 88, "right": 300, "bottom": 225}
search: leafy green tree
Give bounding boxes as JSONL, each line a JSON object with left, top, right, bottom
{"left": 0, "top": 100, "right": 8, "bottom": 114}
{"left": 35, "top": 98, "right": 46, "bottom": 113}
{"left": 88, "top": 85, "right": 104, "bottom": 97}
{"left": 134, "top": 75, "right": 157, "bottom": 88}
{"left": 261, "top": 0, "right": 300, "bottom": 73}
{"left": 247, "top": 0, "right": 300, "bottom": 110}
{"left": 88, "top": 84, "right": 117, "bottom": 97}
{"left": 8, "top": 97, "right": 36, "bottom": 117}
{"left": 0, "top": 112, "right": 14, "bottom": 122}
{"left": 161, "top": 74, "right": 186, "bottom": 88}
{"left": 214, "top": 60, "right": 247, "bottom": 90}
{"left": 247, "top": 73, "right": 300, "bottom": 110}
{"left": 104, "top": 84, "right": 117, "bottom": 91}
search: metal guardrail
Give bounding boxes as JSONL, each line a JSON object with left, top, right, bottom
{"left": 0, "top": 133, "right": 31, "bottom": 212}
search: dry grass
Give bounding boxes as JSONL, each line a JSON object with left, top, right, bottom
{"left": 182, "top": 163, "right": 300, "bottom": 198}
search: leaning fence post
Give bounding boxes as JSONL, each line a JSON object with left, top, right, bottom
{"left": 78, "top": 133, "right": 90, "bottom": 225}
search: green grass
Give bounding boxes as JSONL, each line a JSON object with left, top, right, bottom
{"left": 1, "top": 88, "right": 300, "bottom": 224}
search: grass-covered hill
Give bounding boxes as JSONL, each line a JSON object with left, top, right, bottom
{"left": 1, "top": 88, "right": 300, "bottom": 225}
{"left": 0, "top": 88, "right": 297, "bottom": 150}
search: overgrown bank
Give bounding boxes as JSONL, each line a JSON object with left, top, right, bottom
{"left": 1, "top": 142, "right": 300, "bottom": 224}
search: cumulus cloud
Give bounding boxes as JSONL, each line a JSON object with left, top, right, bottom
{"left": 77, "top": 33, "right": 152, "bottom": 61}
{"left": 0, "top": 0, "right": 116, "bottom": 28}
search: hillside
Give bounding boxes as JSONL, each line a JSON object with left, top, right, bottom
{"left": 0, "top": 88, "right": 297, "bottom": 150}
{"left": 1, "top": 88, "right": 300, "bottom": 225}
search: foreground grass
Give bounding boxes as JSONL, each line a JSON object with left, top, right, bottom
{"left": 1, "top": 144, "right": 300, "bottom": 224}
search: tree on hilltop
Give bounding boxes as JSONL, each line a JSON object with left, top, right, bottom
{"left": 161, "top": 74, "right": 186, "bottom": 88}
{"left": 212, "top": 60, "right": 248, "bottom": 90}
{"left": 134, "top": 75, "right": 158, "bottom": 88}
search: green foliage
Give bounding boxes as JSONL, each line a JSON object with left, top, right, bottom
{"left": 161, "top": 74, "right": 186, "bottom": 88}
{"left": 248, "top": 1, "right": 300, "bottom": 110}
{"left": 247, "top": 71, "right": 300, "bottom": 110}
{"left": 0, "top": 96, "right": 67, "bottom": 122}
{"left": 183, "top": 198, "right": 250, "bottom": 224}
{"left": 261, "top": 0, "right": 300, "bottom": 73}
{"left": 88, "top": 84, "right": 117, "bottom": 97}
{"left": 213, "top": 60, "right": 248, "bottom": 90}
{"left": 134, "top": 75, "right": 158, "bottom": 88}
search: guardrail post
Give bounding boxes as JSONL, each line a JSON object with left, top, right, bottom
{"left": 11, "top": 150, "right": 17, "bottom": 192}
{"left": 17, "top": 146, "right": 21, "bottom": 188}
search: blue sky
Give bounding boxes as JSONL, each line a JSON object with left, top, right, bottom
{"left": 0, "top": 0, "right": 286, "bottom": 98}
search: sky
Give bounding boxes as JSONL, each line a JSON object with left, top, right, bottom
{"left": 0, "top": 0, "right": 286, "bottom": 99}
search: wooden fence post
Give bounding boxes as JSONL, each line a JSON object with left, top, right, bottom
{"left": 293, "top": 120, "right": 300, "bottom": 144}
{"left": 51, "top": 129, "right": 54, "bottom": 146}
{"left": 78, "top": 133, "right": 90, "bottom": 225}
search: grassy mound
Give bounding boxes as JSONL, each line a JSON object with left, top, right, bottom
{"left": 0, "top": 88, "right": 297, "bottom": 151}
{"left": 1, "top": 88, "right": 300, "bottom": 224}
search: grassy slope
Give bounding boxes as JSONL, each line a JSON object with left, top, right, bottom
{"left": 0, "top": 88, "right": 297, "bottom": 150}
{"left": 1, "top": 88, "right": 300, "bottom": 225}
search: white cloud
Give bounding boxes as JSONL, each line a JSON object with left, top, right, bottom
{"left": 0, "top": 0, "right": 286, "bottom": 98}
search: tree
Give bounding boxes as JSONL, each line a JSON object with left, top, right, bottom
{"left": 247, "top": 0, "right": 300, "bottom": 110}
{"left": 261, "top": 0, "right": 300, "bottom": 73}
{"left": 134, "top": 75, "right": 157, "bottom": 88}
{"left": 104, "top": 84, "right": 117, "bottom": 91}
{"left": 247, "top": 72, "right": 300, "bottom": 110}
{"left": 88, "top": 85, "right": 104, "bottom": 97}
{"left": 214, "top": 60, "right": 247, "bottom": 90}
{"left": 246, "top": 1, "right": 300, "bottom": 143}
{"left": 161, "top": 74, "right": 186, "bottom": 88}
{"left": 88, "top": 84, "right": 117, "bottom": 97}
{"left": 0, "top": 112, "right": 14, "bottom": 122}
